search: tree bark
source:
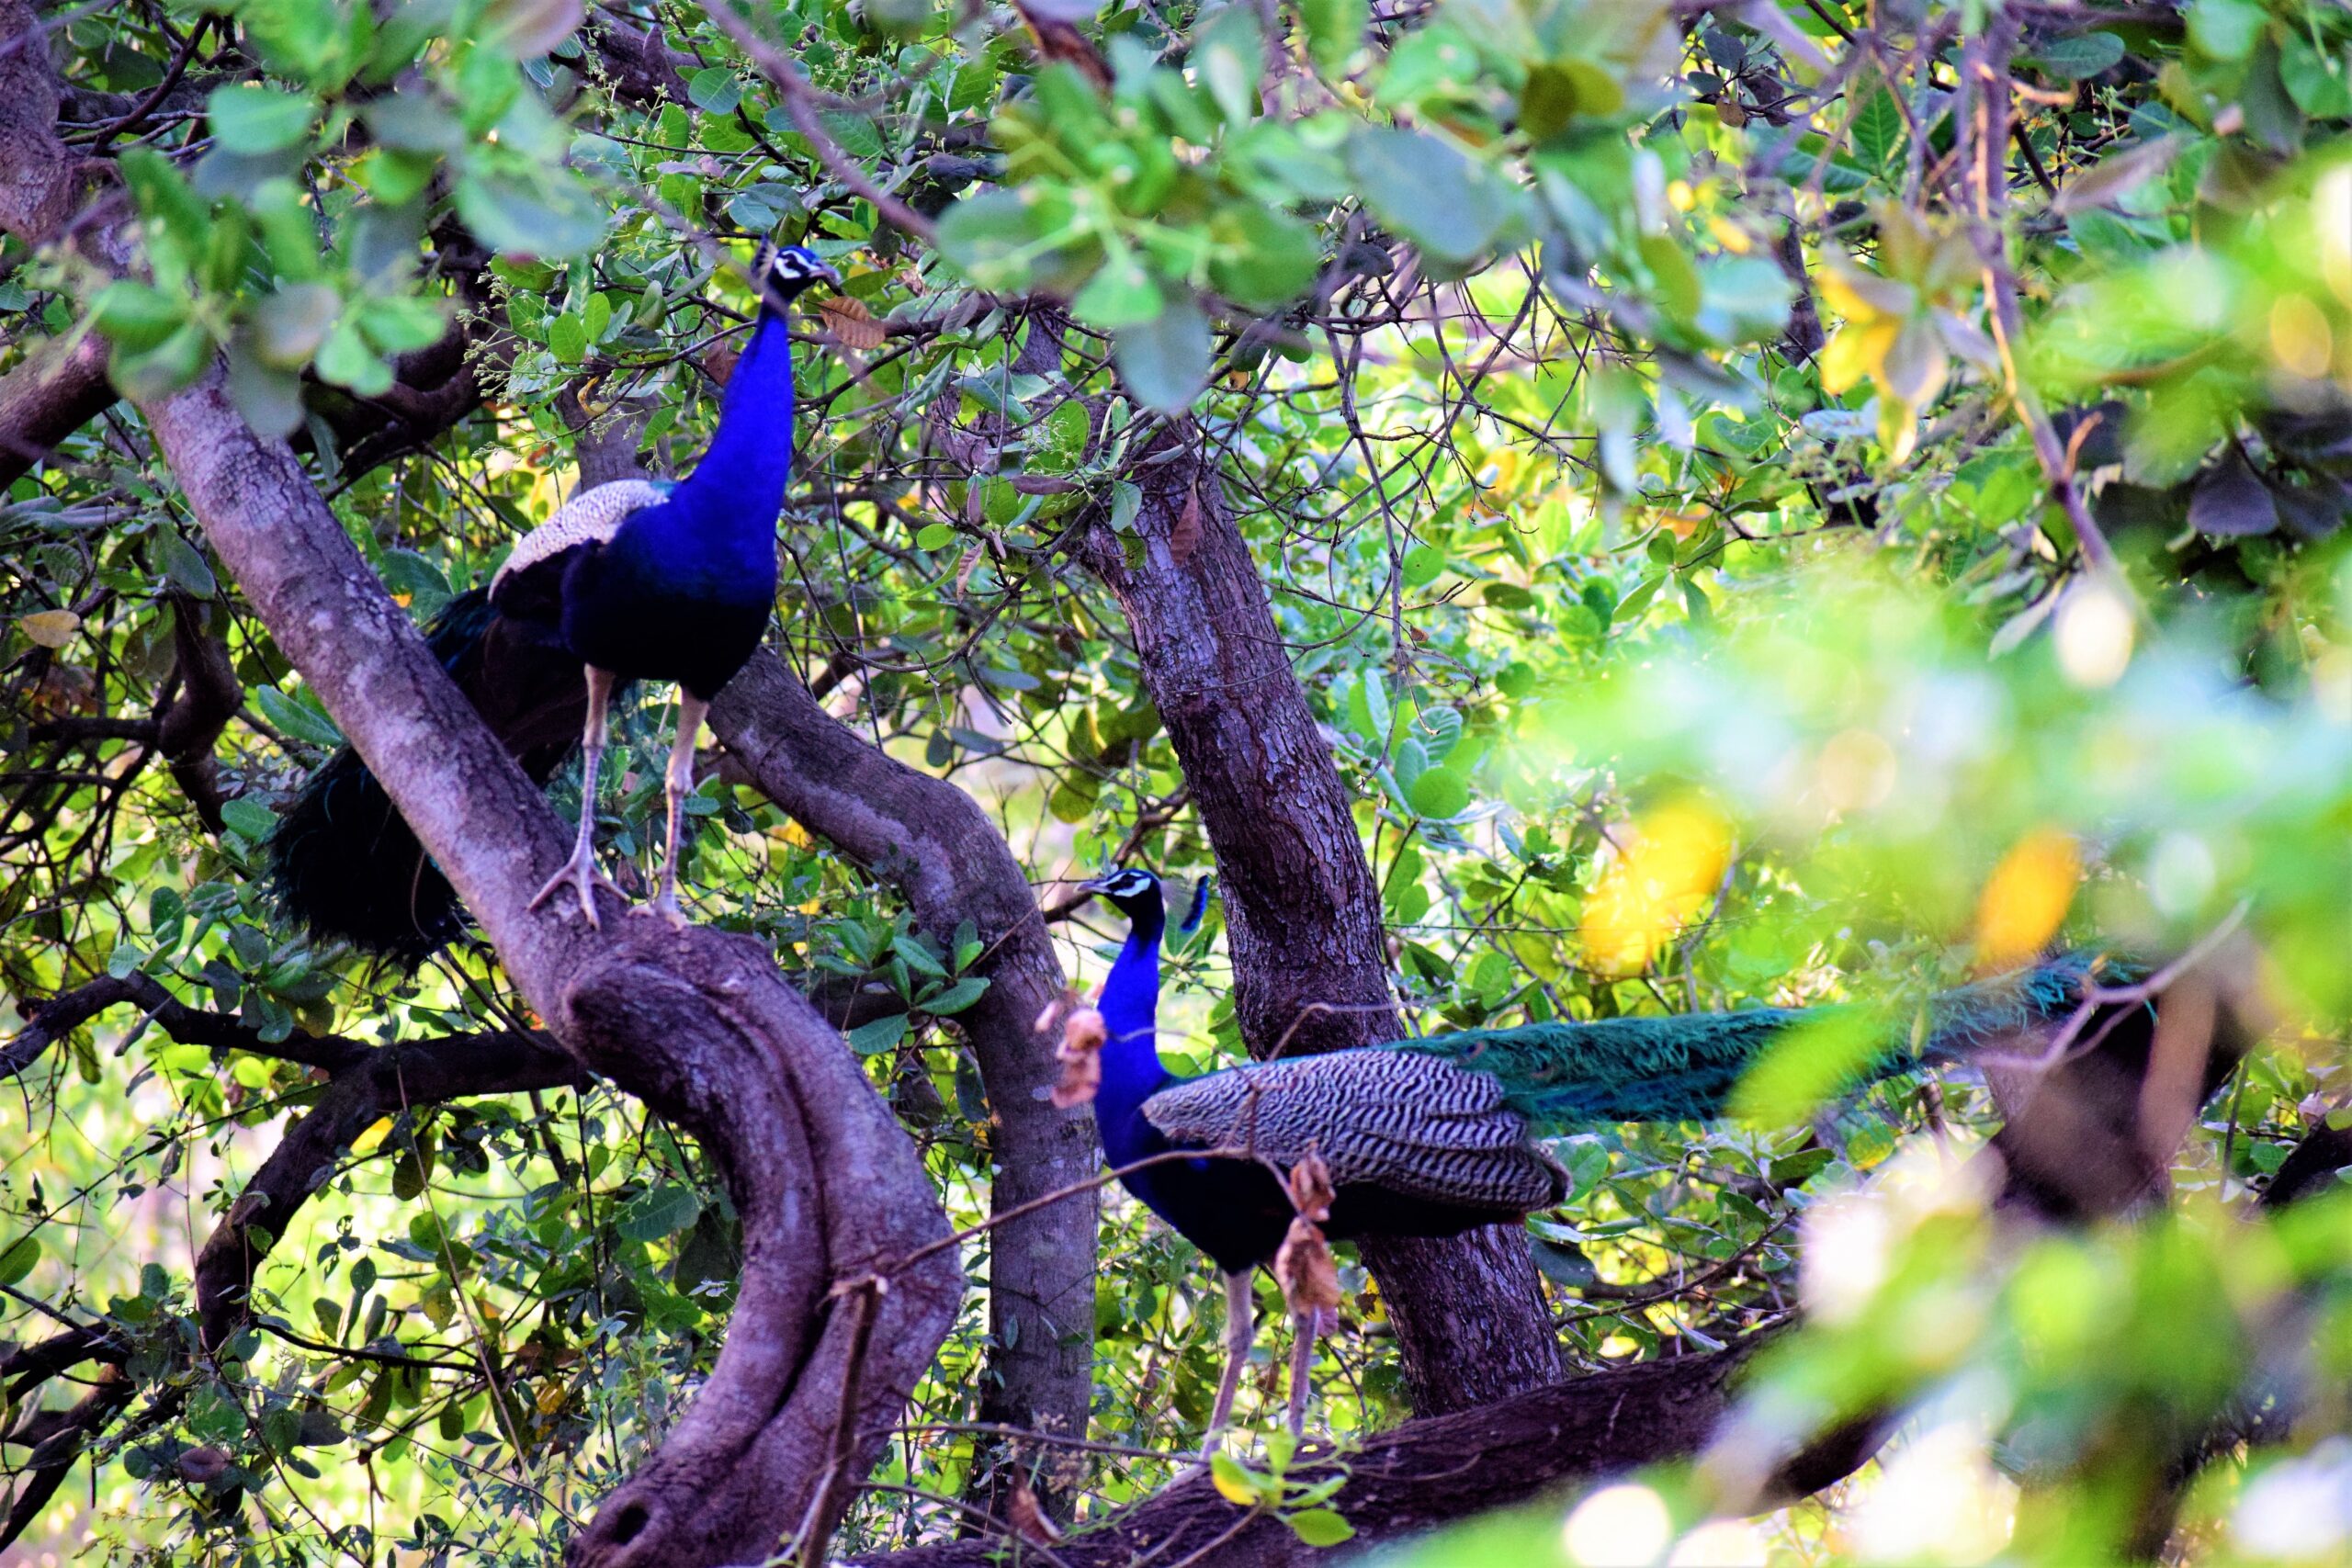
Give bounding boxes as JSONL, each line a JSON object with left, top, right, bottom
{"left": 1072, "top": 428, "right": 1562, "bottom": 1413}
{"left": 136, "top": 362, "right": 962, "bottom": 1568}
{"left": 714, "top": 649, "right": 1100, "bottom": 1518}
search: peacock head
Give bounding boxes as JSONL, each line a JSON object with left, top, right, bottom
{"left": 1080, "top": 867, "right": 1163, "bottom": 925}
{"left": 759, "top": 244, "right": 841, "bottom": 311}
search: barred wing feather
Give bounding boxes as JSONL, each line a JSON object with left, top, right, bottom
{"left": 490, "top": 479, "right": 672, "bottom": 597}
{"left": 1141, "top": 1051, "right": 1566, "bottom": 1211}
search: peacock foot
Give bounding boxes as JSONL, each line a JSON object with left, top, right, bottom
{"left": 627, "top": 888, "right": 692, "bottom": 929}
{"left": 528, "top": 847, "right": 623, "bottom": 928}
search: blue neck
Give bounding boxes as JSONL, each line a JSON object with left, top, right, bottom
{"left": 1096, "top": 900, "right": 1171, "bottom": 1134}
{"left": 677, "top": 308, "right": 797, "bottom": 526}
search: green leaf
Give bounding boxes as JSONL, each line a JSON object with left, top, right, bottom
{"left": 89, "top": 280, "right": 188, "bottom": 352}
{"left": 2032, "top": 31, "right": 2124, "bottom": 80}
{"left": 221, "top": 797, "right": 277, "bottom": 842}
{"left": 316, "top": 318, "right": 391, "bottom": 396}
{"left": 109, "top": 321, "right": 214, "bottom": 402}
{"left": 846, "top": 1014, "right": 910, "bottom": 1055}
{"left": 1848, "top": 88, "right": 1904, "bottom": 169}
{"left": 454, "top": 166, "right": 605, "bottom": 259}
{"left": 1401, "top": 543, "right": 1446, "bottom": 586}
{"left": 254, "top": 684, "right": 345, "bottom": 749}
{"left": 1114, "top": 299, "right": 1212, "bottom": 414}
{"left": 254, "top": 283, "right": 343, "bottom": 368}
{"left": 1408, "top": 766, "right": 1470, "bottom": 819}
{"left": 1193, "top": 6, "right": 1264, "bottom": 126}
{"left": 482, "top": 0, "right": 585, "bottom": 57}
{"left": 0, "top": 1235, "right": 40, "bottom": 1287}
{"left": 936, "top": 189, "right": 1058, "bottom": 292}
{"left": 919, "top": 976, "right": 989, "bottom": 1016}
{"left": 156, "top": 531, "right": 218, "bottom": 599}
{"left": 893, "top": 933, "right": 949, "bottom": 978}
{"left": 1206, "top": 204, "right": 1321, "bottom": 310}
{"left": 1072, "top": 248, "right": 1167, "bottom": 332}
{"left": 548, "top": 312, "right": 588, "bottom": 363}
{"left": 207, "top": 85, "right": 319, "bottom": 154}
{"left": 915, "top": 522, "right": 958, "bottom": 549}
{"left": 688, "top": 66, "right": 741, "bottom": 115}
{"left": 1346, "top": 128, "right": 1514, "bottom": 265}
{"left": 616, "top": 1182, "right": 701, "bottom": 1243}
{"left": 1299, "top": 0, "right": 1367, "bottom": 77}
{"left": 1286, "top": 1508, "right": 1355, "bottom": 1547}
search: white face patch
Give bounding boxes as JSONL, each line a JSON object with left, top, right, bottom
{"left": 1091, "top": 869, "right": 1159, "bottom": 900}
{"left": 489, "top": 479, "right": 671, "bottom": 595}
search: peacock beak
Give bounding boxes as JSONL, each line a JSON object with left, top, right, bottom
{"left": 1077, "top": 874, "right": 1116, "bottom": 897}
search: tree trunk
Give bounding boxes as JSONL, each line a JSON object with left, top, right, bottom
{"left": 1074, "top": 427, "right": 1562, "bottom": 1411}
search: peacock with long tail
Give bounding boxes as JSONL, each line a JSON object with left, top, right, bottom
{"left": 1072, "top": 866, "right": 2133, "bottom": 1445}
{"left": 267, "top": 244, "right": 838, "bottom": 959}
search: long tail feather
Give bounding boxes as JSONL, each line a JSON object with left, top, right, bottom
{"left": 264, "top": 592, "right": 503, "bottom": 963}
{"left": 1393, "top": 953, "right": 2134, "bottom": 1128}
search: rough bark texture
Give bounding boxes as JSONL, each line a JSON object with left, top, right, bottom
{"left": 715, "top": 649, "right": 1100, "bottom": 1517}
{"left": 0, "top": 331, "right": 112, "bottom": 485}
{"left": 843, "top": 1335, "right": 1874, "bottom": 1567}
{"left": 139, "top": 362, "right": 962, "bottom": 1568}
{"left": 1072, "top": 428, "right": 1562, "bottom": 1413}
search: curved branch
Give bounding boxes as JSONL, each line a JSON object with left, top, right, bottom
{"left": 715, "top": 649, "right": 1098, "bottom": 1517}
{"left": 136, "top": 360, "right": 962, "bottom": 1568}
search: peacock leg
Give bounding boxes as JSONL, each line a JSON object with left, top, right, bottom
{"left": 1202, "top": 1269, "right": 1254, "bottom": 1456}
{"left": 1285, "top": 1313, "right": 1317, "bottom": 1438}
{"left": 630, "top": 692, "right": 707, "bottom": 928}
{"left": 528, "top": 666, "right": 625, "bottom": 926}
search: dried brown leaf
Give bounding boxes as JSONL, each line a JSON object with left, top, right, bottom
{"left": 175, "top": 1447, "right": 232, "bottom": 1484}
{"left": 820, "top": 295, "right": 888, "bottom": 351}
{"left": 1048, "top": 1006, "right": 1107, "bottom": 1109}
{"left": 1170, "top": 482, "right": 1203, "bottom": 562}
{"left": 1285, "top": 1151, "right": 1334, "bottom": 1222}
{"left": 1274, "top": 1214, "right": 1342, "bottom": 1326}
{"left": 701, "top": 343, "right": 741, "bottom": 386}
{"left": 1007, "top": 1474, "right": 1063, "bottom": 1545}
{"left": 955, "top": 542, "right": 984, "bottom": 597}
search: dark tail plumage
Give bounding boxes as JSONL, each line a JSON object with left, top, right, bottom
{"left": 266, "top": 590, "right": 592, "bottom": 964}
{"left": 1395, "top": 954, "right": 2132, "bottom": 1128}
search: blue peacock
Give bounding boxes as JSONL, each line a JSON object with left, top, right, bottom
{"left": 268, "top": 245, "right": 839, "bottom": 958}
{"left": 1075, "top": 866, "right": 2128, "bottom": 1442}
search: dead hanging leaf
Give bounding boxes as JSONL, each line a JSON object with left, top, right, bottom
{"left": 1048, "top": 1006, "right": 1107, "bottom": 1109}
{"left": 1285, "top": 1151, "right": 1334, "bottom": 1223}
{"left": 1170, "top": 482, "right": 1203, "bottom": 562}
{"left": 701, "top": 343, "right": 741, "bottom": 386}
{"left": 1275, "top": 1214, "right": 1342, "bottom": 1328}
{"left": 175, "top": 1447, "right": 232, "bottom": 1485}
{"left": 18, "top": 609, "right": 79, "bottom": 649}
{"left": 820, "top": 295, "right": 888, "bottom": 351}
{"left": 955, "top": 542, "right": 984, "bottom": 597}
{"left": 30, "top": 663, "right": 98, "bottom": 718}
{"left": 1007, "top": 1474, "right": 1063, "bottom": 1545}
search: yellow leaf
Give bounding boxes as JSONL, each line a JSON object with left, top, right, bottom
{"left": 1817, "top": 263, "right": 1916, "bottom": 323}
{"left": 18, "top": 610, "right": 79, "bottom": 649}
{"left": 351, "top": 1116, "right": 394, "bottom": 1156}
{"left": 1209, "top": 1452, "right": 1263, "bottom": 1506}
{"left": 1819, "top": 317, "right": 1898, "bottom": 397}
{"left": 1976, "top": 829, "right": 2080, "bottom": 967}
{"left": 1577, "top": 803, "right": 1734, "bottom": 976}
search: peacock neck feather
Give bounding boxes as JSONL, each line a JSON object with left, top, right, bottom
{"left": 634, "top": 307, "right": 798, "bottom": 599}
{"left": 1095, "top": 896, "right": 1172, "bottom": 1148}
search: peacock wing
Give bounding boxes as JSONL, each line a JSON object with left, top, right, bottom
{"left": 488, "top": 479, "right": 673, "bottom": 612}
{"left": 1141, "top": 1050, "right": 1566, "bottom": 1212}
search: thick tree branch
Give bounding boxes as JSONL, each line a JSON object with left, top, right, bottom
{"left": 715, "top": 649, "right": 1099, "bottom": 1519}
{"left": 134, "top": 358, "right": 961, "bottom": 1568}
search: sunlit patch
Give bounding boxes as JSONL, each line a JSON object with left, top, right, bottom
{"left": 2233, "top": 1438, "right": 2352, "bottom": 1561}
{"left": 1800, "top": 1193, "right": 1890, "bottom": 1325}
{"left": 1666, "top": 1517, "right": 1767, "bottom": 1566}
{"left": 2145, "top": 831, "right": 2217, "bottom": 917}
{"left": 2053, "top": 580, "right": 2134, "bottom": 689}
{"left": 1818, "top": 728, "right": 1898, "bottom": 813}
{"left": 1848, "top": 1422, "right": 2018, "bottom": 1563}
{"left": 2321, "top": 164, "right": 2352, "bottom": 308}
{"left": 1564, "top": 1483, "right": 1674, "bottom": 1567}
{"left": 2268, "top": 293, "right": 2335, "bottom": 380}
{"left": 1974, "top": 828, "right": 2079, "bottom": 967}
{"left": 1577, "top": 803, "right": 1734, "bottom": 976}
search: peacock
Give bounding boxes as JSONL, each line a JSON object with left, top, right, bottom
{"left": 267, "top": 244, "right": 839, "bottom": 958}
{"left": 1073, "top": 866, "right": 2127, "bottom": 1443}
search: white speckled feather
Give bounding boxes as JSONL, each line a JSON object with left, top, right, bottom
{"left": 490, "top": 480, "right": 671, "bottom": 596}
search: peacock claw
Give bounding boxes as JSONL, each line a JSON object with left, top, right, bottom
{"left": 628, "top": 892, "right": 691, "bottom": 929}
{"left": 529, "top": 851, "right": 621, "bottom": 928}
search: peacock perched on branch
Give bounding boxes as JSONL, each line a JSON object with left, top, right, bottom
{"left": 1072, "top": 867, "right": 2132, "bottom": 1444}
{"left": 267, "top": 244, "right": 839, "bottom": 960}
